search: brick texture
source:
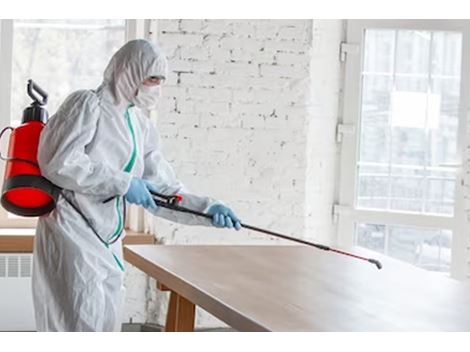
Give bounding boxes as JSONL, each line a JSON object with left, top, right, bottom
{"left": 126, "top": 19, "right": 345, "bottom": 329}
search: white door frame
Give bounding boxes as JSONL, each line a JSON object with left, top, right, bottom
{"left": 337, "top": 19, "right": 470, "bottom": 279}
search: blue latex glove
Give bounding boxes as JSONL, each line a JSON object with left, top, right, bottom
{"left": 207, "top": 203, "right": 241, "bottom": 231}
{"left": 125, "top": 177, "right": 158, "bottom": 211}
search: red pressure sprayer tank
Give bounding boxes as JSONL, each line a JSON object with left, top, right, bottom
{"left": 0, "top": 80, "right": 59, "bottom": 217}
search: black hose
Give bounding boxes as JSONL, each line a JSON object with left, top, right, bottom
{"left": 60, "top": 191, "right": 124, "bottom": 246}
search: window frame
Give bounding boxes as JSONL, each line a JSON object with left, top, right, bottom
{"left": 337, "top": 19, "right": 470, "bottom": 279}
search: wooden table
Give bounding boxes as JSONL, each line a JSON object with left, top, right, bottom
{"left": 123, "top": 244, "right": 470, "bottom": 332}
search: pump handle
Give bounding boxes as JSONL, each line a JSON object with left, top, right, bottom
{"left": 27, "top": 79, "right": 48, "bottom": 106}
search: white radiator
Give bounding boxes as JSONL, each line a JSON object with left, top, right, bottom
{"left": 0, "top": 253, "right": 35, "bottom": 331}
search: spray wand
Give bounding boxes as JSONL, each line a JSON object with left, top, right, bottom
{"left": 150, "top": 190, "right": 383, "bottom": 270}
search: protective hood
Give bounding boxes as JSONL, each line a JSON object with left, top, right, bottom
{"left": 102, "top": 39, "right": 168, "bottom": 106}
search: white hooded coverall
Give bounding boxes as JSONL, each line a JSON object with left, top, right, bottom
{"left": 32, "top": 39, "right": 215, "bottom": 331}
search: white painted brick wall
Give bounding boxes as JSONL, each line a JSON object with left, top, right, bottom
{"left": 123, "top": 19, "right": 344, "bottom": 329}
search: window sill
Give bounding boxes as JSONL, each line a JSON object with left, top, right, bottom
{"left": 0, "top": 229, "right": 155, "bottom": 253}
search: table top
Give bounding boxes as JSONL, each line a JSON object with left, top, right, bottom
{"left": 124, "top": 244, "right": 470, "bottom": 331}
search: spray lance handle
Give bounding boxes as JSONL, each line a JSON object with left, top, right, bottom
{"left": 27, "top": 79, "right": 48, "bottom": 106}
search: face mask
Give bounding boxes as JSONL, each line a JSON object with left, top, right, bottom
{"left": 132, "top": 83, "right": 162, "bottom": 109}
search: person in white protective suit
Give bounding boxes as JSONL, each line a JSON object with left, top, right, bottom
{"left": 32, "top": 39, "right": 241, "bottom": 332}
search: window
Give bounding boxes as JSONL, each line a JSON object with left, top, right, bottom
{"left": 0, "top": 19, "right": 127, "bottom": 227}
{"left": 338, "top": 20, "right": 470, "bottom": 278}
{"left": 357, "top": 29, "right": 461, "bottom": 216}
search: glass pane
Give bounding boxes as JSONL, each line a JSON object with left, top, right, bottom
{"left": 357, "top": 29, "right": 462, "bottom": 215}
{"left": 357, "top": 174, "right": 389, "bottom": 209}
{"left": 432, "top": 32, "right": 462, "bottom": 77}
{"left": 430, "top": 78, "right": 460, "bottom": 166}
{"left": 356, "top": 223, "right": 452, "bottom": 273}
{"left": 363, "top": 29, "right": 395, "bottom": 73}
{"left": 10, "top": 19, "right": 126, "bottom": 125}
{"left": 356, "top": 223, "right": 386, "bottom": 253}
{"left": 359, "top": 75, "right": 392, "bottom": 163}
{"left": 425, "top": 170, "right": 455, "bottom": 215}
{"left": 395, "top": 30, "right": 430, "bottom": 75}
{"left": 390, "top": 126, "right": 426, "bottom": 166}
{"left": 390, "top": 175, "right": 424, "bottom": 212}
